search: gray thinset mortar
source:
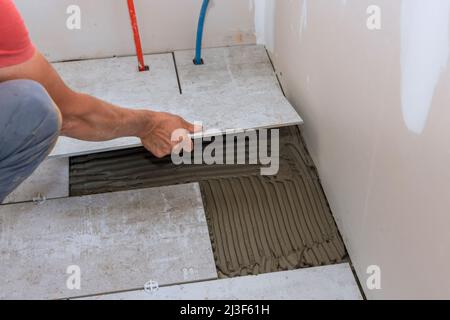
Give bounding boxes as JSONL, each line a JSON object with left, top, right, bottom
{"left": 70, "top": 126, "right": 347, "bottom": 277}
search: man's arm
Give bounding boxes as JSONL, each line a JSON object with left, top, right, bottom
{"left": 0, "top": 51, "right": 196, "bottom": 157}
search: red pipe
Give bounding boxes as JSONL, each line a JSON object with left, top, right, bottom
{"left": 127, "top": 0, "right": 149, "bottom": 72}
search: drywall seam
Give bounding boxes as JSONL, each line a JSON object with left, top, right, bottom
{"left": 401, "top": 0, "right": 450, "bottom": 134}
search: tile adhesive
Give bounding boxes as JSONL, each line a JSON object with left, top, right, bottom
{"left": 70, "top": 126, "right": 347, "bottom": 277}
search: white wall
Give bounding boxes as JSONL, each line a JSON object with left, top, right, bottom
{"left": 15, "top": 0, "right": 450, "bottom": 299}
{"left": 269, "top": 0, "right": 450, "bottom": 299}
{"left": 14, "top": 0, "right": 257, "bottom": 62}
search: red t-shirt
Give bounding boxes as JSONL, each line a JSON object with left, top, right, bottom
{"left": 0, "top": 0, "right": 35, "bottom": 68}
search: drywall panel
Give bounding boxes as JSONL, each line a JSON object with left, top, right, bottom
{"left": 80, "top": 264, "right": 362, "bottom": 300}
{"left": 1, "top": 158, "right": 69, "bottom": 204}
{"left": 50, "top": 46, "right": 302, "bottom": 157}
{"left": 14, "top": 0, "right": 256, "bottom": 62}
{"left": 269, "top": 0, "right": 450, "bottom": 299}
{"left": 0, "top": 183, "right": 217, "bottom": 299}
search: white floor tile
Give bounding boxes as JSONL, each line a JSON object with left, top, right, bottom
{"left": 0, "top": 183, "right": 217, "bottom": 299}
{"left": 2, "top": 158, "right": 69, "bottom": 204}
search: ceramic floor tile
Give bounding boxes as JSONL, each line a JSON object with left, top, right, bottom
{"left": 1, "top": 158, "right": 69, "bottom": 204}
{"left": 175, "top": 45, "right": 283, "bottom": 96}
{"left": 81, "top": 264, "right": 362, "bottom": 300}
{"left": 0, "top": 183, "right": 217, "bottom": 299}
{"left": 52, "top": 53, "right": 179, "bottom": 107}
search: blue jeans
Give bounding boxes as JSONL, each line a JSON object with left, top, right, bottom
{"left": 0, "top": 80, "right": 61, "bottom": 203}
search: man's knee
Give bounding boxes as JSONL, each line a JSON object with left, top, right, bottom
{"left": 0, "top": 80, "right": 61, "bottom": 144}
{"left": 0, "top": 79, "right": 61, "bottom": 160}
{"left": 13, "top": 80, "right": 60, "bottom": 137}
{"left": 0, "top": 80, "right": 61, "bottom": 203}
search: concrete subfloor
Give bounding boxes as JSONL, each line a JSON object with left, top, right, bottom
{"left": 0, "top": 183, "right": 216, "bottom": 299}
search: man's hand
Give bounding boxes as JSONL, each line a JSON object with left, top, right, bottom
{"left": 139, "top": 111, "right": 200, "bottom": 158}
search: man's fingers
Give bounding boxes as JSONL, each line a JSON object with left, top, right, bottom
{"left": 181, "top": 120, "right": 194, "bottom": 133}
{"left": 143, "top": 114, "right": 201, "bottom": 158}
{"left": 152, "top": 146, "right": 170, "bottom": 158}
{"left": 170, "top": 130, "right": 193, "bottom": 154}
{"left": 193, "top": 124, "right": 203, "bottom": 133}
{"left": 179, "top": 133, "right": 193, "bottom": 153}
{"left": 182, "top": 119, "right": 202, "bottom": 134}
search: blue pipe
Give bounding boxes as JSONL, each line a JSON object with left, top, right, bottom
{"left": 194, "top": 0, "right": 210, "bottom": 65}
